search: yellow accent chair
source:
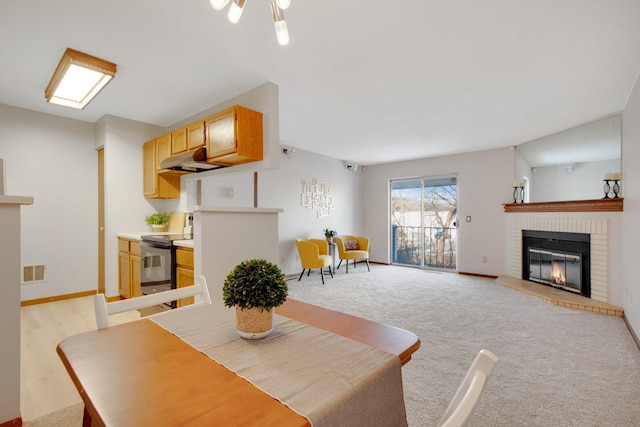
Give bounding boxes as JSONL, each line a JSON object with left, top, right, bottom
{"left": 335, "top": 235, "right": 370, "bottom": 273}
{"left": 295, "top": 238, "right": 333, "bottom": 284}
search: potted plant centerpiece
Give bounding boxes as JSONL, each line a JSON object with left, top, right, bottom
{"left": 223, "top": 259, "right": 288, "bottom": 339}
{"left": 145, "top": 212, "right": 169, "bottom": 232}
{"left": 323, "top": 228, "right": 337, "bottom": 243}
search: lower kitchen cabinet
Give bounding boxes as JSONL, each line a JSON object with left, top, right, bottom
{"left": 175, "top": 247, "right": 194, "bottom": 307}
{"left": 118, "top": 238, "right": 141, "bottom": 299}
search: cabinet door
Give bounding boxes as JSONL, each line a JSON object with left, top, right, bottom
{"left": 176, "top": 266, "right": 195, "bottom": 307}
{"left": 171, "top": 128, "right": 188, "bottom": 154}
{"left": 143, "top": 140, "right": 157, "bottom": 197}
{"left": 130, "top": 255, "right": 141, "bottom": 297}
{"left": 156, "top": 134, "right": 172, "bottom": 169}
{"left": 187, "top": 121, "right": 205, "bottom": 150}
{"left": 146, "top": 134, "right": 180, "bottom": 199}
{"left": 118, "top": 251, "right": 131, "bottom": 298}
{"left": 205, "top": 109, "right": 236, "bottom": 160}
{"left": 176, "top": 248, "right": 194, "bottom": 269}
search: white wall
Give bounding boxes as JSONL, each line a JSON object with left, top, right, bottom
{"left": 526, "top": 159, "right": 620, "bottom": 202}
{"left": 0, "top": 202, "right": 26, "bottom": 423}
{"left": 363, "top": 147, "right": 514, "bottom": 276}
{"left": 0, "top": 104, "right": 98, "bottom": 300}
{"left": 622, "top": 75, "right": 640, "bottom": 335}
{"left": 259, "top": 148, "right": 363, "bottom": 275}
{"left": 96, "top": 115, "right": 164, "bottom": 297}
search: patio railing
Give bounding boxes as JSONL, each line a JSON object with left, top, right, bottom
{"left": 391, "top": 224, "right": 457, "bottom": 269}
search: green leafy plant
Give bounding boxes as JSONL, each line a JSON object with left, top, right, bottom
{"left": 323, "top": 228, "right": 337, "bottom": 238}
{"left": 223, "top": 259, "right": 288, "bottom": 311}
{"left": 145, "top": 212, "right": 169, "bottom": 226}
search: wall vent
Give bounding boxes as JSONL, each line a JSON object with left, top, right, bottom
{"left": 22, "top": 265, "right": 46, "bottom": 283}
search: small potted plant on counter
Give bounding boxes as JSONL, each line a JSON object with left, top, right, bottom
{"left": 145, "top": 212, "right": 170, "bottom": 232}
{"left": 323, "top": 228, "right": 337, "bottom": 243}
{"left": 223, "top": 259, "right": 288, "bottom": 339}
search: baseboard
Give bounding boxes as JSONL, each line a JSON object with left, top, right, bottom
{"left": 623, "top": 314, "right": 640, "bottom": 352}
{"left": 21, "top": 290, "right": 97, "bottom": 307}
{"left": 458, "top": 271, "right": 499, "bottom": 279}
{"left": 0, "top": 416, "right": 22, "bottom": 427}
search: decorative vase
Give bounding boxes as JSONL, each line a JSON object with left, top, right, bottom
{"left": 326, "top": 237, "right": 332, "bottom": 243}
{"left": 235, "top": 306, "right": 273, "bottom": 339}
{"left": 151, "top": 224, "right": 166, "bottom": 232}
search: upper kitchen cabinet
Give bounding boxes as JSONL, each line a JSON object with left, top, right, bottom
{"left": 187, "top": 121, "right": 206, "bottom": 150}
{"left": 205, "top": 105, "right": 263, "bottom": 165}
{"left": 171, "top": 121, "right": 205, "bottom": 155}
{"left": 171, "top": 128, "right": 187, "bottom": 154}
{"left": 143, "top": 136, "right": 180, "bottom": 199}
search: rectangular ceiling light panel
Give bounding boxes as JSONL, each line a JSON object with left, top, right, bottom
{"left": 45, "top": 48, "right": 117, "bottom": 110}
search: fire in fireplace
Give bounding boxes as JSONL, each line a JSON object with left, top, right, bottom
{"left": 522, "top": 230, "right": 590, "bottom": 297}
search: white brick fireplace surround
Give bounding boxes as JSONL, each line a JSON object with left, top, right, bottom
{"left": 505, "top": 212, "right": 623, "bottom": 306}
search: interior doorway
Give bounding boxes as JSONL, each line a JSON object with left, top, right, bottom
{"left": 390, "top": 176, "right": 458, "bottom": 270}
{"left": 98, "top": 148, "right": 105, "bottom": 294}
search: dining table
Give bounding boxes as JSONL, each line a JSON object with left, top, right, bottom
{"left": 57, "top": 298, "right": 421, "bottom": 427}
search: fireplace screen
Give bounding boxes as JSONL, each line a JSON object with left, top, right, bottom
{"left": 528, "top": 249, "right": 581, "bottom": 293}
{"left": 522, "top": 230, "right": 590, "bottom": 298}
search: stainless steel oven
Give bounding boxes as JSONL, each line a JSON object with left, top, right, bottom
{"left": 140, "top": 235, "right": 178, "bottom": 307}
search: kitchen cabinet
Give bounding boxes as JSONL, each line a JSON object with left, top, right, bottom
{"left": 187, "top": 121, "right": 205, "bottom": 150}
{"left": 143, "top": 137, "right": 180, "bottom": 199}
{"left": 118, "top": 238, "right": 141, "bottom": 299}
{"left": 205, "top": 105, "right": 263, "bottom": 166}
{"left": 175, "top": 247, "right": 195, "bottom": 308}
{"left": 171, "top": 121, "right": 205, "bottom": 155}
{"left": 171, "top": 128, "right": 187, "bottom": 154}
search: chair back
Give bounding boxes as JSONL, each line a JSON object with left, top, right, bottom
{"left": 335, "top": 235, "right": 369, "bottom": 256}
{"left": 296, "top": 239, "right": 320, "bottom": 268}
{"left": 94, "top": 275, "right": 212, "bottom": 329}
{"left": 438, "top": 349, "right": 499, "bottom": 427}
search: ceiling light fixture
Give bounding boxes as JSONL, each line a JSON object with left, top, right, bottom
{"left": 271, "top": 2, "right": 289, "bottom": 46}
{"left": 209, "top": 0, "right": 292, "bottom": 46}
{"left": 44, "top": 48, "right": 117, "bottom": 110}
{"left": 227, "top": 0, "right": 246, "bottom": 24}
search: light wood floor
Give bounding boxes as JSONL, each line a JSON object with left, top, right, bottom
{"left": 20, "top": 296, "right": 140, "bottom": 421}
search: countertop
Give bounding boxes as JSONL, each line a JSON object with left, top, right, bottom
{"left": 116, "top": 232, "right": 194, "bottom": 249}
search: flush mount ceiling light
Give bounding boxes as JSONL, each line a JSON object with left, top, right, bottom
{"left": 209, "top": 0, "right": 292, "bottom": 46}
{"left": 45, "top": 48, "right": 117, "bottom": 110}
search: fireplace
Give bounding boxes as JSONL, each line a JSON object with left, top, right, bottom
{"left": 522, "top": 230, "right": 591, "bottom": 297}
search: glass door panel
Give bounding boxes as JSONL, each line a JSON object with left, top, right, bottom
{"left": 390, "top": 176, "right": 458, "bottom": 270}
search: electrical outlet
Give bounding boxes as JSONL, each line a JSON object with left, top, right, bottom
{"left": 482, "top": 256, "right": 487, "bottom": 263}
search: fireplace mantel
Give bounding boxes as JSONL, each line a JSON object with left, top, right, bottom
{"left": 503, "top": 198, "right": 623, "bottom": 213}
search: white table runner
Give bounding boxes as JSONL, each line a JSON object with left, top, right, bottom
{"left": 151, "top": 304, "right": 408, "bottom": 427}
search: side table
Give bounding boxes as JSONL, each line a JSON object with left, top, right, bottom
{"left": 327, "top": 242, "right": 337, "bottom": 273}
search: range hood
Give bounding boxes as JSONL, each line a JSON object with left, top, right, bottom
{"left": 159, "top": 147, "right": 227, "bottom": 173}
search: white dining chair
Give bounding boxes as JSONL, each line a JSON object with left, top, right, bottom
{"left": 94, "top": 275, "right": 212, "bottom": 329}
{"left": 438, "top": 349, "right": 499, "bottom": 427}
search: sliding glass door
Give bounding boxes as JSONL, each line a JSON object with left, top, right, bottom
{"left": 390, "top": 176, "right": 458, "bottom": 270}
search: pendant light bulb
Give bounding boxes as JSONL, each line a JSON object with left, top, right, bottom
{"left": 271, "top": 2, "right": 289, "bottom": 45}
{"left": 209, "top": 0, "right": 231, "bottom": 10}
{"left": 276, "top": 0, "right": 291, "bottom": 10}
{"left": 227, "top": 0, "right": 246, "bottom": 24}
{"left": 275, "top": 20, "right": 289, "bottom": 46}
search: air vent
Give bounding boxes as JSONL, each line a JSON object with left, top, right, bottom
{"left": 22, "top": 265, "right": 46, "bottom": 283}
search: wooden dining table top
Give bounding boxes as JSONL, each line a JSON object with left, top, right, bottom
{"left": 57, "top": 298, "right": 421, "bottom": 427}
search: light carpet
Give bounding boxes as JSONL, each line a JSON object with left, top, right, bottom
{"left": 287, "top": 264, "right": 640, "bottom": 426}
{"left": 27, "top": 264, "right": 640, "bottom": 426}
